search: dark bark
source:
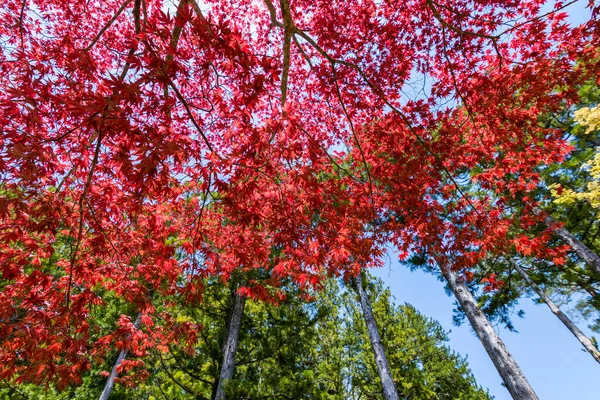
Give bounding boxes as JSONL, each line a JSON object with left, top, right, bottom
{"left": 353, "top": 272, "right": 399, "bottom": 400}
{"left": 99, "top": 313, "right": 142, "bottom": 400}
{"left": 213, "top": 292, "right": 246, "bottom": 400}
{"left": 438, "top": 261, "right": 539, "bottom": 400}
{"left": 511, "top": 261, "right": 600, "bottom": 364}
{"left": 545, "top": 215, "right": 600, "bottom": 276}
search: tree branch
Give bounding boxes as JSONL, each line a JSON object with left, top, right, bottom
{"left": 85, "top": 0, "right": 135, "bottom": 51}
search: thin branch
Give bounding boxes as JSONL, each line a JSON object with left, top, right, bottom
{"left": 119, "top": 0, "right": 142, "bottom": 79}
{"left": 292, "top": 35, "right": 313, "bottom": 69}
{"left": 55, "top": 165, "right": 78, "bottom": 194}
{"left": 167, "top": 348, "right": 214, "bottom": 385}
{"left": 279, "top": 0, "right": 295, "bottom": 106}
{"left": 165, "top": 75, "right": 216, "bottom": 154}
{"left": 498, "top": 0, "right": 580, "bottom": 37}
{"left": 188, "top": 0, "right": 211, "bottom": 30}
{"left": 19, "top": 0, "right": 27, "bottom": 51}
{"left": 65, "top": 0, "right": 144, "bottom": 307}
{"left": 435, "top": 23, "right": 492, "bottom": 155}
{"left": 66, "top": 129, "right": 104, "bottom": 308}
{"left": 158, "top": 353, "right": 206, "bottom": 398}
{"left": 85, "top": 0, "right": 134, "bottom": 51}
{"left": 263, "top": 0, "right": 284, "bottom": 28}
{"left": 425, "top": 0, "right": 498, "bottom": 40}
{"left": 169, "top": 0, "right": 188, "bottom": 51}
{"left": 142, "top": 0, "right": 148, "bottom": 27}
{"left": 83, "top": 196, "right": 120, "bottom": 257}
{"left": 144, "top": 42, "right": 217, "bottom": 154}
{"left": 164, "top": 0, "right": 188, "bottom": 104}
{"left": 294, "top": 122, "right": 364, "bottom": 184}
{"left": 331, "top": 64, "right": 374, "bottom": 205}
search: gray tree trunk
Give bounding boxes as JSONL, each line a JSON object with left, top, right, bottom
{"left": 99, "top": 313, "right": 142, "bottom": 400}
{"left": 545, "top": 215, "right": 600, "bottom": 275}
{"left": 213, "top": 292, "right": 246, "bottom": 400}
{"left": 353, "top": 272, "right": 400, "bottom": 400}
{"left": 438, "top": 261, "right": 539, "bottom": 400}
{"left": 511, "top": 260, "right": 600, "bottom": 363}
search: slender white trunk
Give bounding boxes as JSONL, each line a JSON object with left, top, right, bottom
{"left": 438, "top": 261, "right": 539, "bottom": 400}
{"left": 511, "top": 260, "right": 600, "bottom": 363}
{"left": 213, "top": 292, "right": 245, "bottom": 400}
{"left": 353, "top": 272, "right": 400, "bottom": 400}
{"left": 99, "top": 313, "right": 142, "bottom": 400}
{"left": 545, "top": 215, "right": 600, "bottom": 275}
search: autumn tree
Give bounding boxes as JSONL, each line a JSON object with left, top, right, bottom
{"left": 2, "top": 0, "right": 600, "bottom": 398}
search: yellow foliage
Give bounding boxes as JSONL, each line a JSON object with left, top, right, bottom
{"left": 551, "top": 106, "right": 600, "bottom": 208}
{"left": 175, "top": 314, "right": 194, "bottom": 323}
{"left": 573, "top": 106, "right": 600, "bottom": 134}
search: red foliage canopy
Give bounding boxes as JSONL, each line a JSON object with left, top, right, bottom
{"left": 0, "top": 0, "right": 598, "bottom": 385}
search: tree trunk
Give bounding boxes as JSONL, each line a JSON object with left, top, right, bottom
{"left": 545, "top": 215, "right": 600, "bottom": 276}
{"left": 511, "top": 260, "right": 600, "bottom": 363}
{"left": 438, "top": 261, "right": 539, "bottom": 400}
{"left": 99, "top": 313, "right": 142, "bottom": 400}
{"left": 353, "top": 272, "right": 400, "bottom": 400}
{"left": 213, "top": 292, "right": 246, "bottom": 400}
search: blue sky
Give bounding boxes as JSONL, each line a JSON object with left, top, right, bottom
{"left": 373, "top": 259, "right": 600, "bottom": 399}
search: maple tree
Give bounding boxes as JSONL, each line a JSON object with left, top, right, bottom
{"left": 1, "top": 0, "right": 600, "bottom": 398}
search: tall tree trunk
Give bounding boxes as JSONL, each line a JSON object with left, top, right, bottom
{"left": 99, "top": 313, "right": 142, "bottom": 400}
{"left": 213, "top": 292, "right": 246, "bottom": 400}
{"left": 510, "top": 260, "right": 600, "bottom": 363}
{"left": 353, "top": 272, "right": 400, "bottom": 400}
{"left": 438, "top": 260, "right": 539, "bottom": 400}
{"left": 545, "top": 215, "right": 600, "bottom": 276}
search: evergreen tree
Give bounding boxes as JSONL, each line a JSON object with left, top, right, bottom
{"left": 0, "top": 276, "right": 491, "bottom": 399}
